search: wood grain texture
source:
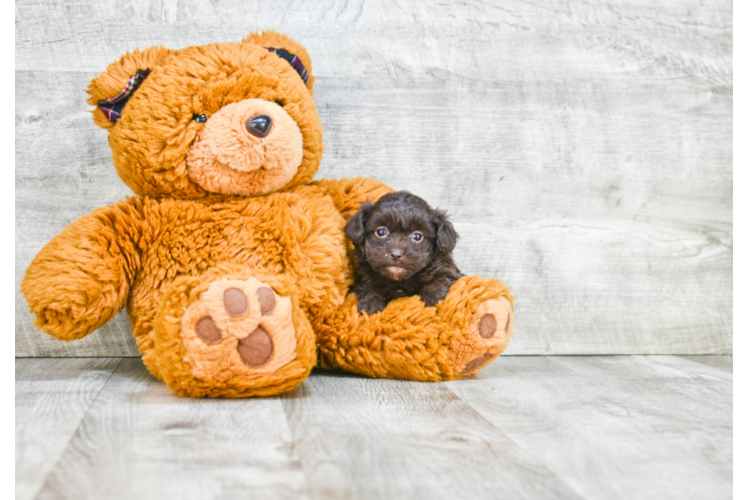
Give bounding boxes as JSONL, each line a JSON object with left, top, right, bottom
{"left": 281, "top": 372, "right": 583, "bottom": 500}
{"left": 15, "top": 356, "right": 732, "bottom": 500}
{"left": 447, "top": 355, "right": 733, "bottom": 500}
{"left": 33, "top": 359, "right": 311, "bottom": 500}
{"left": 15, "top": 0, "right": 732, "bottom": 355}
{"left": 15, "top": 358, "right": 121, "bottom": 500}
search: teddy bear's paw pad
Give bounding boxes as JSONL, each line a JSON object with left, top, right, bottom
{"left": 238, "top": 326, "right": 273, "bottom": 367}
{"left": 450, "top": 297, "right": 514, "bottom": 377}
{"left": 180, "top": 277, "right": 298, "bottom": 381}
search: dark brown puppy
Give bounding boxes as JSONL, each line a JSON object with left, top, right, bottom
{"left": 345, "top": 191, "right": 464, "bottom": 314}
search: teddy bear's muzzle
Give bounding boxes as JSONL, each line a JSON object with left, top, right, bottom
{"left": 186, "top": 98, "right": 304, "bottom": 196}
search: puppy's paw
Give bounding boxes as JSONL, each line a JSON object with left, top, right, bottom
{"left": 419, "top": 290, "right": 447, "bottom": 307}
{"left": 356, "top": 293, "right": 387, "bottom": 315}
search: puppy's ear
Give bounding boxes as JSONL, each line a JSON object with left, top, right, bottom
{"left": 344, "top": 201, "right": 372, "bottom": 246}
{"left": 433, "top": 209, "right": 458, "bottom": 253}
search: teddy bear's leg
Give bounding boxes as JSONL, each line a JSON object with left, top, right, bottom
{"left": 314, "top": 275, "right": 514, "bottom": 381}
{"left": 150, "top": 266, "right": 316, "bottom": 398}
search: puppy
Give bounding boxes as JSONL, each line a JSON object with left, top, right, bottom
{"left": 344, "top": 191, "right": 464, "bottom": 314}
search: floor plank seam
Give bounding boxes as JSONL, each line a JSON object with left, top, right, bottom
{"left": 30, "top": 358, "right": 123, "bottom": 500}
{"left": 442, "top": 384, "right": 588, "bottom": 499}
{"left": 645, "top": 355, "right": 733, "bottom": 382}
{"left": 278, "top": 394, "right": 319, "bottom": 500}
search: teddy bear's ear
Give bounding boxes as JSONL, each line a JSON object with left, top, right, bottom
{"left": 243, "top": 31, "right": 315, "bottom": 93}
{"left": 87, "top": 46, "right": 174, "bottom": 129}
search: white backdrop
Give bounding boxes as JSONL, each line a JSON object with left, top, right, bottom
{"left": 15, "top": 0, "right": 732, "bottom": 356}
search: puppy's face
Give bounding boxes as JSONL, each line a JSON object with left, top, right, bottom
{"left": 345, "top": 192, "right": 457, "bottom": 281}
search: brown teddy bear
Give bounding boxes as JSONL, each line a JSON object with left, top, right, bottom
{"left": 21, "top": 32, "right": 515, "bottom": 398}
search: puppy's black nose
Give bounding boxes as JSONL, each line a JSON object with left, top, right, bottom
{"left": 246, "top": 114, "right": 272, "bottom": 138}
{"left": 390, "top": 249, "right": 403, "bottom": 261}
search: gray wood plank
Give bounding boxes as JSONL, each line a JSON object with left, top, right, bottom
{"left": 446, "top": 355, "right": 732, "bottom": 500}
{"left": 15, "top": 0, "right": 732, "bottom": 356}
{"left": 647, "top": 356, "right": 734, "bottom": 379}
{"left": 280, "top": 371, "right": 583, "bottom": 500}
{"left": 15, "top": 358, "right": 121, "bottom": 500}
{"left": 16, "top": 356, "right": 733, "bottom": 500}
{"left": 35, "top": 359, "right": 311, "bottom": 500}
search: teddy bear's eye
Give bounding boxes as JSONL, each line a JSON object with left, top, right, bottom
{"left": 193, "top": 114, "right": 207, "bottom": 123}
{"left": 375, "top": 227, "right": 388, "bottom": 238}
{"left": 411, "top": 232, "right": 423, "bottom": 242}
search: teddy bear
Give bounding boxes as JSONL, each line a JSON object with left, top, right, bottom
{"left": 21, "top": 31, "right": 515, "bottom": 398}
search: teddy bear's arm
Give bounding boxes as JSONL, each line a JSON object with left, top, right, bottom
{"left": 311, "top": 177, "right": 394, "bottom": 219}
{"left": 21, "top": 199, "right": 145, "bottom": 341}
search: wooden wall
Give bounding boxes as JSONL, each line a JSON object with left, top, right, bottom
{"left": 15, "top": 0, "right": 732, "bottom": 356}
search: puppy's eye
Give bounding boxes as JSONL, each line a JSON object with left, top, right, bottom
{"left": 375, "top": 227, "right": 388, "bottom": 238}
{"left": 193, "top": 114, "right": 207, "bottom": 123}
{"left": 411, "top": 232, "right": 423, "bottom": 242}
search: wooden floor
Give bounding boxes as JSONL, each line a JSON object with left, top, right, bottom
{"left": 16, "top": 356, "right": 731, "bottom": 500}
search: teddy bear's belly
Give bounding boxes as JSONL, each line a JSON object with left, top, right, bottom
{"left": 127, "top": 192, "right": 351, "bottom": 354}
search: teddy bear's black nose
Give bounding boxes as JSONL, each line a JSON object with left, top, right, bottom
{"left": 246, "top": 115, "right": 272, "bottom": 138}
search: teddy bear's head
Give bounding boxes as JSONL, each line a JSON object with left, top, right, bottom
{"left": 87, "top": 31, "right": 323, "bottom": 199}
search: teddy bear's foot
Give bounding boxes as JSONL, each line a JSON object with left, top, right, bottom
{"left": 448, "top": 296, "right": 514, "bottom": 377}
{"left": 153, "top": 269, "right": 316, "bottom": 398}
{"left": 429, "top": 275, "right": 514, "bottom": 379}
{"left": 182, "top": 277, "right": 299, "bottom": 374}
{"left": 314, "top": 275, "right": 513, "bottom": 382}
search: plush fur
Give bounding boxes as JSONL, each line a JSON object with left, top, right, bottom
{"left": 345, "top": 191, "right": 464, "bottom": 314}
{"left": 21, "top": 32, "right": 515, "bottom": 398}
{"left": 187, "top": 98, "right": 305, "bottom": 196}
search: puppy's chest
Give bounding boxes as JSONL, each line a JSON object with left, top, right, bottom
{"left": 389, "top": 287, "right": 410, "bottom": 299}
{"left": 382, "top": 279, "right": 424, "bottom": 300}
